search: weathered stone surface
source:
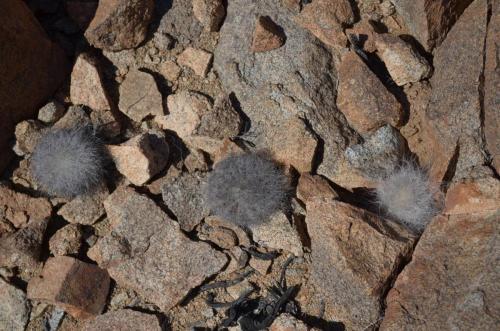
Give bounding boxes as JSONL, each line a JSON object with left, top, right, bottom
{"left": 157, "top": 0, "right": 203, "bottom": 46}
{"left": 90, "top": 109, "right": 121, "bottom": 139}
{"left": 0, "top": 185, "right": 51, "bottom": 228}
{"left": 108, "top": 133, "right": 169, "bottom": 185}
{"left": 212, "top": 138, "right": 245, "bottom": 164}
{"left": 0, "top": 0, "right": 67, "bottom": 173}
{"left": 70, "top": 54, "right": 112, "bottom": 111}
{"left": 161, "top": 172, "right": 209, "bottom": 232}
{"left": 184, "top": 148, "right": 209, "bottom": 173}
{"left": 345, "top": 125, "right": 407, "bottom": 179}
{"left": 215, "top": 0, "right": 359, "bottom": 184}
{"left": 249, "top": 257, "right": 272, "bottom": 275}
{"left": 375, "top": 34, "right": 432, "bottom": 85}
{"left": 85, "top": 0, "right": 154, "bottom": 51}
{"left": 345, "top": 20, "right": 379, "bottom": 53}
{"left": 294, "top": 0, "right": 354, "bottom": 47}
{"left": 0, "top": 278, "right": 30, "bottom": 331}
{"left": 66, "top": 1, "right": 98, "bottom": 30}
{"left": 196, "top": 94, "right": 242, "bottom": 140}
{"left": 444, "top": 175, "right": 500, "bottom": 216}
{"left": 58, "top": 185, "right": 108, "bottom": 225}
{"left": 380, "top": 212, "right": 500, "bottom": 330}
{"left": 177, "top": 47, "right": 213, "bottom": 77}
{"left": 88, "top": 186, "right": 227, "bottom": 311}
{"left": 484, "top": 2, "right": 500, "bottom": 172}
{"left": 337, "top": 52, "right": 402, "bottom": 135}
{"left": 305, "top": 199, "right": 415, "bottom": 330}
{"left": 27, "top": 256, "right": 110, "bottom": 319}
{"left": 13, "top": 120, "right": 46, "bottom": 157}
{"left": 53, "top": 105, "right": 92, "bottom": 129}
{"left": 192, "top": 0, "right": 225, "bottom": 32}
{"left": 158, "top": 90, "right": 212, "bottom": 137}
{"left": 205, "top": 216, "right": 252, "bottom": 247}
{"left": 49, "top": 224, "right": 83, "bottom": 256}
{"left": 270, "top": 313, "right": 308, "bottom": 331}
{"left": 38, "top": 100, "right": 65, "bottom": 123}
{"left": 0, "top": 219, "right": 48, "bottom": 271}
{"left": 391, "top": 0, "right": 474, "bottom": 50}
{"left": 251, "top": 212, "right": 303, "bottom": 257}
{"left": 325, "top": 156, "right": 378, "bottom": 190}
{"left": 251, "top": 16, "right": 286, "bottom": 52}
{"left": 159, "top": 60, "right": 182, "bottom": 82}
{"left": 118, "top": 69, "right": 164, "bottom": 122}
{"left": 82, "top": 309, "right": 161, "bottom": 331}
{"left": 296, "top": 173, "right": 338, "bottom": 204}
{"left": 198, "top": 223, "right": 238, "bottom": 249}
{"left": 426, "top": 0, "right": 488, "bottom": 181}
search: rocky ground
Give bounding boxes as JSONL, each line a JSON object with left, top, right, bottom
{"left": 0, "top": 0, "right": 499, "bottom": 330}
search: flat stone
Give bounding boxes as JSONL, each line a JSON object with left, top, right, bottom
{"left": 270, "top": 313, "right": 308, "bottom": 331}
{"left": 296, "top": 173, "right": 338, "bottom": 204}
{"left": 58, "top": 185, "right": 108, "bottom": 225}
{"left": 192, "top": 0, "right": 225, "bottom": 32}
{"left": 177, "top": 47, "right": 213, "bottom": 77}
{"left": 444, "top": 175, "right": 500, "bottom": 216}
{"left": 27, "top": 256, "right": 110, "bottom": 319}
{"left": 118, "top": 69, "right": 164, "bottom": 122}
{"left": 294, "top": 0, "right": 354, "bottom": 47}
{"left": 82, "top": 309, "right": 161, "bottom": 331}
{"left": 158, "top": 90, "right": 212, "bottom": 138}
{"left": 0, "top": 185, "right": 51, "bottom": 228}
{"left": 85, "top": 0, "right": 154, "bottom": 51}
{"left": 49, "top": 224, "right": 83, "bottom": 256}
{"left": 426, "top": 0, "right": 488, "bottom": 180}
{"left": 161, "top": 172, "right": 209, "bottom": 232}
{"left": 375, "top": 34, "right": 432, "bottom": 85}
{"left": 337, "top": 52, "right": 402, "bottom": 135}
{"left": 344, "top": 124, "right": 407, "bottom": 179}
{"left": 108, "top": 133, "right": 169, "bottom": 185}
{"left": 13, "top": 120, "right": 46, "bottom": 156}
{"left": 70, "top": 54, "right": 112, "bottom": 111}
{"left": 88, "top": 186, "right": 227, "bottom": 311}
{"left": 38, "top": 100, "right": 65, "bottom": 123}
{"left": 391, "top": 0, "right": 474, "bottom": 50}
{"left": 250, "top": 212, "right": 303, "bottom": 257}
{"left": 380, "top": 212, "right": 500, "bottom": 330}
{"left": 251, "top": 16, "right": 286, "bottom": 52}
{"left": 196, "top": 94, "right": 242, "bottom": 140}
{"left": 0, "top": 278, "right": 30, "bottom": 331}
{"left": 305, "top": 199, "right": 415, "bottom": 330}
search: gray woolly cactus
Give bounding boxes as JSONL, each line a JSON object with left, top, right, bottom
{"left": 204, "top": 153, "right": 290, "bottom": 227}
{"left": 375, "top": 161, "right": 438, "bottom": 233}
{"left": 31, "top": 126, "right": 107, "bottom": 197}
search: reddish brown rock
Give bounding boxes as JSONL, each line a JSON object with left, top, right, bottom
{"left": 296, "top": 173, "right": 338, "bottom": 204}
{"left": 251, "top": 16, "right": 286, "bottom": 52}
{"left": 70, "top": 54, "right": 112, "bottom": 111}
{"left": 305, "top": 199, "right": 415, "bottom": 330}
{"left": 177, "top": 47, "right": 213, "bottom": 77}
{"left": 380, "top": 212, "right": 499, "bottom": 330}
{"left": 0, "top": 185, "right": 52, "bottom": 228}
{"left": 345, "top": 20, "right": 379, "bottom": 53}
{"left": 444, "top": 175, "right": 500, "bottom": 215}
{"left": 88, "top": 186, "right": 227, "bottom": 311}
{"left": 85, "top": 0, "right": 154, "bottom": 51}
{"left": 391, "top": 0, "right": 474, "bottom": 50}
{"left": 27, "top": 256, "right": 110, "bottom": 319}
{"left": 192, "top": 0, "right": 225, "bottom": 32}
{"left": 66, "top": 1, "right": 98, "bottom": 30}
{"left": 484, "top": 2, "right": 500, "bottom": 173}
{"left": 82, "top": 309, "right": 161, "bottom": 331}
{"left": 426, "top": 0, "right": 488, "bottom": 180}
{"left": 294, "top": 0, "right": 354, "bottom": 47}
{"left": 337, "top": 52, "right": 402, "bottom": 135}
{"left": 0, "top": 0, "right": 67, "bottom": 172}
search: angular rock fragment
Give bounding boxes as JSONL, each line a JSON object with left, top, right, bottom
{"left": 444, "top": 175, "right": 500, "bottom": 215}
{"left": 70, "top": 54, "right": 112, "bottom": 111}
{"left": 90, "top": 109, "right": 121, "bottom": 139}
{"left": 159, "top": 60, "right": 182, "bottom": 82}
{"left": 270, "top": 313, "right": 308, "bottom": 331}
{"left": 177, "top": 47, "right": 213, "bottom": 77}
{"left": 251, "top": 16, "right": 286, "bottom": 52}
{"left": 375, "top": 34, "right": 432, "bottom": 85}
{"left": 13, "top": 120, "right": 45, "bottom": 156}
{"left": 53, "top": 105, "right": 92, "bottom": 129}
{"left": 198, "top": 223, "right": 238, "bottom": 249}
{"left": 27, "top": 256, "right": 110, "bottom": 319}
{"left": 380, "top": 212, "right": 500, "bottom": 330}
{"left": 58, "top": 185, "right": 108, "bottom": 225}
{"left": 161, "top": 172, "right": 209, "bottom": 231}
{"left": 49, "top": 224, "right": 83, "bottom": 256}
{"left": 85, "top": 0, "right": 154, "bottom": 51}
{"left": 38, "top": 100, "right": 65, "bottom": 123}
{"left": 205, "top": 216, "right": 252, "bottom": 247}
{"left": 249, "top": 257, "right": 272, "bottom": 275}
{"left": 88, "top": 186, "right": 227, "bottom": 311}
{"left": 196, "top": 94, "right": 242, "bottom": 140}
{"left": 82, "top": 309, "right": 162, "bottom": 331}
{"left": 337, "top": 52, "right": 402, "bottom": 135}
{"left": 294, "top": 0, "right": 354, "bottom": 47}
{"left": 192, "top": 0, "right": 225, "bottom": 32}
{"left": 118, "top": 69, "right": 164, "bottom": 122}
{"left": 157, "top": 0, "right": 203, "bottom": 46}
{"left": 296, "top": 173, "right": 338, "bottom": 204}
{"left": 108, "top": 133, "right": 169, "bottom": 185}
{"left": 0, "top": 278, "right": 30, "bottom": 331}
{"left": 305, "top": 199, "right": 415, "bottom": 330}
{"left": 0, "top": 185, "right": 52, "bottom": 228}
